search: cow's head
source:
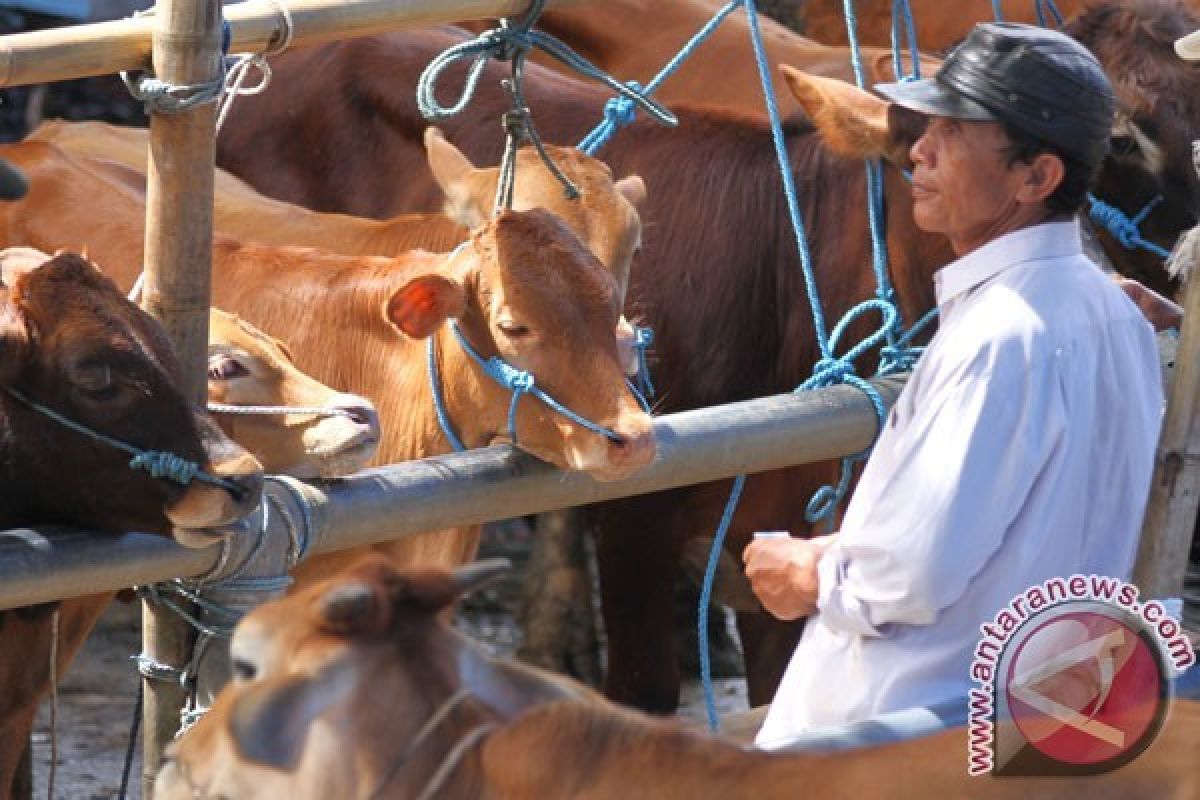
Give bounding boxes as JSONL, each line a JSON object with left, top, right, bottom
{"left": 425, "top": 128, "right": 648, "bottom": 375}
{"left": 386, "top": 209, "right": 656, "bottom": 480}
{"left": 0, "top": 251, "right": 262, "bottom": 545}
{"left": 157, "top": 555, "right": 585, "bottom": 799}
{"left": 206, "top": 309, "right": 380, "bottom": 480}
{"left": 1065, "top": 0, "right": 1200, "bottom": 293}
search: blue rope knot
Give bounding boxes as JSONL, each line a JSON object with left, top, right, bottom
{"left": 604, "top": 81, "right": 643, "bottom": 128}
{"left": 129, "top": 451, "right": 202, "bottom": 486}
{"left": 806, "top": 356, "right": 857, "bottom": 388}
{"left": 484, "top": 358, "right": 535, "bottom": 393}
{"left": 1087, "top": 194, "right": 1170, "bottom": 259}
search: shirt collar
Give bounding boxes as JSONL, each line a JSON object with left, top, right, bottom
{"left": 934, "top": 219, "right": 1083, "bottom": 308}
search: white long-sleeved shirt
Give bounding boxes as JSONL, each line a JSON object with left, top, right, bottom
{"left": 755, "top": 219, "right": 1163, "bottom": 748}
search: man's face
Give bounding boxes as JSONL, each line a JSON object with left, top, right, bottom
{"left": 908, "top": 117, "right": 1035, "bottom": 253}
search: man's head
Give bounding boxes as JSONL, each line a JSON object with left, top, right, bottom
{"left": 876, "top": 24, "right": 1116, "bottom": 255}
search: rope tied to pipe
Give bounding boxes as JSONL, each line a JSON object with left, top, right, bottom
{"left": 418, "top": 0, "right": 676, "bottom": 205}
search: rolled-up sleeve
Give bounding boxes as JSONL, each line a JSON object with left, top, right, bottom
{"left": 815, "top": 358, "right": 1068, "bottom": 637}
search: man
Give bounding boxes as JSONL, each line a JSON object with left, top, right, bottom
{"left": 744, "top": 23, "right": 1164, "bottom": 748}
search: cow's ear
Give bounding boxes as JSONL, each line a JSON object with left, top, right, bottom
{"left": 780, "top": 65, "right": 914, "bottom": 166}
{"left": 0, "top": 289, "right": 32, "bottom": 386}
{"left": 385, "top": 274, "right": 466, "bottom": 339}
{"left": 425, "top": 127, "right": 489, "bottom": 229}
{"left": 614, "top": 175, "right": 646, "bottom": 209}
{"left": 228, "top": 666, "right": 353, "bottom": 771}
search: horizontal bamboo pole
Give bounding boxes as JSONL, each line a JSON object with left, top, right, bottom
{"left": 0, "top": 0, "right": 589, "bottom": 88}
{"left": 0, "top": 377, "right": 905, "bottom": 609}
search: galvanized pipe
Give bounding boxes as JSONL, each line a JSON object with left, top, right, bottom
{"left": 0, "top": 377, "right": 905, "bottom": 610}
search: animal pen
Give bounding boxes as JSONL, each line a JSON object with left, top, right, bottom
{"left": 0, "top": 0, "right": 1197, "bottom": 797}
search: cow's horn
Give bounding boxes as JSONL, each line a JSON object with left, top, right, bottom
{"left": 451, "top": 558, "right": 512, "bottom": 596}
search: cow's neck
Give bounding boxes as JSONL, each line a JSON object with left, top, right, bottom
{"left": 207, "top": 241, "right": 493, "bottom": 467}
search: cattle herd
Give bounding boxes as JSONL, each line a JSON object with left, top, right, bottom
{"left": 0, "top": 0, "right": 1197, "bottom": 797}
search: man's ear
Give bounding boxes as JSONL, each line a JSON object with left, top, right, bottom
{"left": 385, "top": 273, "right": 467, "bottom": 339}
{"left": 0, "top": 289, "right": 32, "bottom": 386}
{"left": 1017, "top": 152, "right": 1066, "bottom": 207}
{"left": 425, "top": 127, "right": 489, "bottom": 229}
{"left": 780, "top": 64, "right": 913, "bottom": 165}
{"left": 228, "top": 666, "right": 354, "bottom": 771}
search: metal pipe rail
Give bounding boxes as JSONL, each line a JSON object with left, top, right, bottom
{"left": 0, "top": 376, "right": 905, "bottom": 610}
{"left": 0, "top": 0, "right": 588, "bottom": 88}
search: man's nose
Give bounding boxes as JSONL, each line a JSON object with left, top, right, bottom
{"left": 910, "top": 133, "right": 931, "bottom": 168}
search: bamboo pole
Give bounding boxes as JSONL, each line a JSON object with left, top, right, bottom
{"left": 1134, "top": 230, "right": 1200, "bottom": 600}
{"left": 137, "top": 0, "right": 222, "bottom": 793}
{"left": 0, "top": 0, "right": 587, "bottom": 88}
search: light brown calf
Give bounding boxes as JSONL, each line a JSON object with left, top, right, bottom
{"left": 156, "top": 556, "right": 1200, "bottom": 799}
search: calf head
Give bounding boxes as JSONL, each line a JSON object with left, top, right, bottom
{"left": 1066, "top": 0, "right": 1200, "bottom": 294}
{"left": 0, "top": 251, "right": 262, "bottom": 545}
{"left": 158, "top": 555, "right": 588, "bottom": 799}
{"left": 386, "top": 208, "right": 656, "bottom": 480}
{"left": 426, "top": 128, "right": 648, "bottom": 375}
{"left": 207, "top": 309, "right": 380, "bottom": 479}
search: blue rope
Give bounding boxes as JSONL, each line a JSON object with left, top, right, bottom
{"left": 632, "top": 325, "right": 656, "bottom": 400}
{"left": 427, "top": 322, "right": 626, "bottom": 452}
{"left": 1087, "top": 194, "right": 1172, "bottom": 260}
{"left": 698, "top": 473, "right": 745, "bottom": 732}
{"left": 3, "top": 387, "right": 238, "bottom": 491}
{"left": 1035, "top": 0, "right": 1065, "bottom": 27}
{"left": 428, "top": 333, "right": 468, "bottom": 453}
{"left": 889, "top": 0, "right": 922, "bottom": 81}
{"left": 578, "top": 0, "right": 741, "bottom": 155}
{"left": 992, "top": 0, "right": 1004, "bottom": 21}
{"left": 417, "top": 4, "right": 675, "bottom": 129}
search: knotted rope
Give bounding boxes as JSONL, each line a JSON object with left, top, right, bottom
{"left": 3, "top": 387, "right": 239, "bottom": 492}
{"left": 428, "top": 320, "right": 624, "bottom": 452}
{"left": 417, "top": 0, "right": 676, "bottom": 206}
{"left": 1087, "top": 194, "right": 1172, "bottom": 260}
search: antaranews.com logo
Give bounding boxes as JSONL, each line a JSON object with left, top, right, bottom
{"left": 968, "top": 574, "right": 1195, "bottom": 777}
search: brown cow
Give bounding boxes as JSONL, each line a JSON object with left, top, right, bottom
{"left": 154, "top": 556, "right": 1200, "bottom": 800}
{"left": 459, "top": 0, "right": 941, "bottom": 119}
{"left": 800, "top": 0, "right": 1084, "bottom": 51}
{"left": 0, "top": 140, "right": 656, "bottom": 574}
{"left": 211, "top": 14, "right": 1200, "bottom": 711}
{"left": 0, "top": 251, "right": 264, "bottom": 799}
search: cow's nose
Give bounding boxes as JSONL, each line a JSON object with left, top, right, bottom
{"left": 606, "top": 422, "right": 656, "bottom": 473}
{"left": 213, "top": 451, "right": 264, "bottom": 504}
{"left": 332, "top": 395, "right": 381, "bottom": 435}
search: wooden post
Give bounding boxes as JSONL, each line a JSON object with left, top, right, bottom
{"left": 1134, "top": 229, "right": 1200, "bottom": 601}
{"left": 138, "top": 0, "right": 221, "bottom": 795}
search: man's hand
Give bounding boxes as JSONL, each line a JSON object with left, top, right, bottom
{"left": 1116, "top": 277, "right": 1183, "bottom": 332}
{"left": 742, "top": 534, "right": 838, "bottom": 621}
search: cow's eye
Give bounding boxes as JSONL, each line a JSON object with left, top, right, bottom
{"left": 1111, "top": 134, "right": 1138, "bottom": 157}
{"left": 231, "top": 657, "right": 257, "bottom": 682}
{"left": 497, "top": 321, "right": 531, "bottom": 338}
{"left": 73, "top": 364, "right": 115, "bottom": 396}
{"left": 207, "top": 353, "right": 248, "bottom": 382}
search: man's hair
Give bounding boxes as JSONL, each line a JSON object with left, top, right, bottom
{"left": 999, "top": 121, "right": 1100, "bottom": 214}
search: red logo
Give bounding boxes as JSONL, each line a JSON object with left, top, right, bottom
{"left": 994, "top": 603, "right": 1169, "bottom": 775}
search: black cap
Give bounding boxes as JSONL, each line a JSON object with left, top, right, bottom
{"left": 875, "top": 23, "right": 1116, "bottom": 168}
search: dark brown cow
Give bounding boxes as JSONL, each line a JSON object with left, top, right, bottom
{"left": 0, "top": 251, "right": 264, "bottom": 799}
{"left": 216, "top": 26, "right": 950, "bottom": 711}
{"left": 155, "top": 556, "right": 1200, "bottom": 800}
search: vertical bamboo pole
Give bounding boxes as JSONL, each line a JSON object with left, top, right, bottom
{"left": 1134, "top": 231, "right": 1200, "bottom": 601}
{"left": 138, "top": 0, "right": 221, "bottom": 795}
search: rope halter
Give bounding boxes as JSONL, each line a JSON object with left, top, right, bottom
{"left": 3, "top": 386, "right": 242, "bottom": 495}
{"left": 427, "top": 320, "right": 624, "bottom": 453}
